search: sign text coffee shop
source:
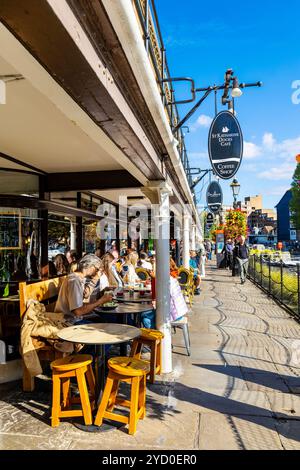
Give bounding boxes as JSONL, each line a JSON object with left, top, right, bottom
{"left": 208, "top": 110, "right": 243, "bottom": 179}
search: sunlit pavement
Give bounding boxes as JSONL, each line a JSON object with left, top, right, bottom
{"left": 1, "top": 261, "right": 300, "bottom": 450}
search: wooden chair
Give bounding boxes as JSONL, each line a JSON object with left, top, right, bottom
{"left": 177, "top": 267, "right": 194, "bottom": 306}
{"left": 19, "top": 276, "right": 67, "bottom": 392}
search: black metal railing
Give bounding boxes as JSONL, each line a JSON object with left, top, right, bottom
{"left": 248, "top": 254, "right": 300, "bottom": 318}
{"left": 133, "top": 0, "right": 192, "bottom": 187}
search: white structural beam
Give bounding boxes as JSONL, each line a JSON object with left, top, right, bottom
{"left": 142, "top": 181, "right": 173, "bottom": 373}
{"left": 183, "top": 213, "right": 190, "bottom": 269}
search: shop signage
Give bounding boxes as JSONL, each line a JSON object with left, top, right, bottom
{"left": 208, "top": 110, "right": 243, "bottom": 179}
{"left": 206, "top": 212, "right": 214, "bottom": 228}
{"left": 206, "top": 181, "right": 222, "bottom": 213}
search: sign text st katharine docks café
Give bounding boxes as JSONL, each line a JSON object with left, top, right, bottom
{"left": 208, "top": 110, "right": 243, "bottom": 179}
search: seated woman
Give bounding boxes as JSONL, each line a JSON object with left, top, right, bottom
{"left": 53, "top": 254, "right": 69, "bottom": 276}
{"left": 101, "top": 252, "right": 122, "bottom": 290}
{"left": 122, "top": 251, "right": 140, "bottom": 285}
{"left": 138, "top": 252, "right": 153, "bottom": 271}
{"left": 140, "top": 264, "right": 188, "bottom": 329}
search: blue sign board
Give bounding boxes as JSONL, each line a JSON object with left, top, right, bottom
{"left": 208, "top": 110, "right": 243, "bottom": 179}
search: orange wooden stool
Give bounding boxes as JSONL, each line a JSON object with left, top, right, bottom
{"left": 50, "top": 354, "right": 95, "bottom": 427}
{"left": 94, "top": 356, "right": 150, "bottom": 435}
{"left": 130, "top": 328, "right": 164, "bottom": 383}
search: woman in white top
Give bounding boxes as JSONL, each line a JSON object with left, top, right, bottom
{"left": 122, "top": 251, "right": 140, "bottom": 285}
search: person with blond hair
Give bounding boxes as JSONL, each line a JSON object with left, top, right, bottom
{"left": 122, "top": 251, "right": 140, "bottom": 285}
{"left": 101, "top": 252, "right": 121, "bottom": 289}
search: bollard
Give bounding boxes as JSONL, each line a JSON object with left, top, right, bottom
{"left": 268, "top": 256, "right": 271, "bottom": 295}
{"left": 280, "top": 260, "right": 283, "bottom": 303}
{"left": 297, "top": 263, "right": 300, "bottom": 316}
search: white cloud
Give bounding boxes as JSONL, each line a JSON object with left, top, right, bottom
{"left": 244, "top": 141, "right": 262, "bottom": 159}
{"left": 264, "top": 185, "right": 290, "bottom": 196}
{"left": 258, "top": 164, "right": 295, "bottom": 180}
{"left": 262, "top": 132, "right": 276, "bottom": 150}
{"left": 191, "top": 114, "right": 212, "bottom": 130}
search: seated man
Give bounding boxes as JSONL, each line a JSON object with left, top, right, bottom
{"left": 54, "top": 254, "right": 113, "bottom": 325}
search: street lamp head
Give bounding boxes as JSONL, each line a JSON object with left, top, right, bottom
{"left": 231, "top": 77, "right": 243, "bottom": 98}
{"left": 230, "top": 178, "right": 241, "bottom": 197}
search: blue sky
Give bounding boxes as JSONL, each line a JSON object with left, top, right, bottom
{"left": 155, "top": 0, "right": 300, "bottom": 210}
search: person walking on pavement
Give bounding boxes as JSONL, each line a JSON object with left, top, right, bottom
{"left": 234, "top": 235, "right": 249, "bottom": 284}
{"left": 204, "top": 240, "right": 212, "bottom": 261}
{"left": 222, "top": 238, "right": 234, "bottom": 270}
{"left": 197, "top": 242, "right": 207, "bottom": 278}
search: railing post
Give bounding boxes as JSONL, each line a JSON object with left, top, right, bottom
{"left": 254, "top": 254, "right": 256, "bottom": 284}
{"left": 260, "top": 254, "right": 263, "bottom": 287}
{"left": 297, "top": 263, "right": 300, "bottom": 317}
{"left": 280, "top": 260, "right": 283, "bottom": 303}
{"left": 268, "top": 256, "right": 271, "bottom": 295}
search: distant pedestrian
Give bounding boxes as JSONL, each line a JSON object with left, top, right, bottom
{"left": 234, "top": 235, "right": 249, "bottom": 284}
{"left": 204, "top": 240, "right": 212, "bottom": 260}
{"left": 197, "top": 242, "right": 206, "bottom": 278}
{"left": 222, "top": 239, "right": 234, "bottom": 270}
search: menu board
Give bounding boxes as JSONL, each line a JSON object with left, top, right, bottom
{"left": 0, "top": 213, "right": 21, "bottom": 250}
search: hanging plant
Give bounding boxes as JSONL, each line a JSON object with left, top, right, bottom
{"left": 224, "top": 209, "right": 247, "bottom": 239}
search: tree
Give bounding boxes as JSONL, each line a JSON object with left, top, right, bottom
{"left": 224, "top": 209, "right": 247, "bottom": 240}
{"left": 290, "top": 164, "right": 300, "bottom": 229}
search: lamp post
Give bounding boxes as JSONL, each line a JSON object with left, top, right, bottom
{"left": 230, "top": 178, "right": 240, "bottom": 209}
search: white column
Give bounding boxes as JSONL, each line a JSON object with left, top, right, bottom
{"left": 70, "top": 219, "right": 76, "bottom": 250}
{"left": 183, "top": 213, "right": 190, "bottom": 269}
{"left": 191, "top": 224, "right": 196, "bottom": 251}
{"left": 155, "top": 186, "right": 172, "bottom": 374}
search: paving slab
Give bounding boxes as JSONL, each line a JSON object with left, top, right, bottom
{"left": 1, "top": 262, "right": 300, "bottom": 450}
{"left": 198, "top": 413, "right": 283, "bottom": 450}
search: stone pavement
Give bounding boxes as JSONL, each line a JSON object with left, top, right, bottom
{"left": 1, "top": 262, "right": 300, "bottom": 450}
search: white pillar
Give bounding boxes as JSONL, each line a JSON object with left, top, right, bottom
{"left": 155, "top": 186, "right": 172, "bottom": 374}
{"left": 183, "top": 214, "right": 190, "bottom": 269}
{"left": 191, "top": 224, "right": 196, "bottom": 251}
{"left": 70, "top": 219, "right": 76, "bottom": 250}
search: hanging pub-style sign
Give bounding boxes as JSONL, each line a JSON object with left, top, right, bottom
{"left": 208, "top": 110, "right": 243, "bottom": 179}
{"left": 206, "top": 212, "right": 214, "bottom": 228}
{"left": 206, "top": 181, "right": 223, "bottom": 214}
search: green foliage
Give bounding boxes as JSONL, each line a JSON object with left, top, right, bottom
{"left": 290, "top": 163, "right": 300, "bottom": 229}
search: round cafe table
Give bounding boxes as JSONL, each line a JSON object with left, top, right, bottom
{"left": 95, "top": 303, "right": 154, "bottom": 326}
{"left": 57, "top": 322, "right": 140, "bottom": 432}
{"left": 116, "top": 291, "right": 152, "bottom": 304}
{"left": 95, "top": 303, "right": 154, "bottom": 355}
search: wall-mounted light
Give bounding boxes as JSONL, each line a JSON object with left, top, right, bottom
{"left": 231, "top": 77, "right": 243, "bottom": 98}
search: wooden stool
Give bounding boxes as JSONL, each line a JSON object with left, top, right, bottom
{"left": 130, "top": 328, "right": 164, "bottom": 383}
{"left": 50, "top": 354, "right": 95, "bottom": 427}
{"left": 94, "top": 356, "right": 150, "bottom": 435}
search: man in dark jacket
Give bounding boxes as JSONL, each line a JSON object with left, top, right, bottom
{"left": 234, "top": 235, "right": 249, "bottom": 284}
{"left": 222, "top": 239, "right": 234, "bottom": 270}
